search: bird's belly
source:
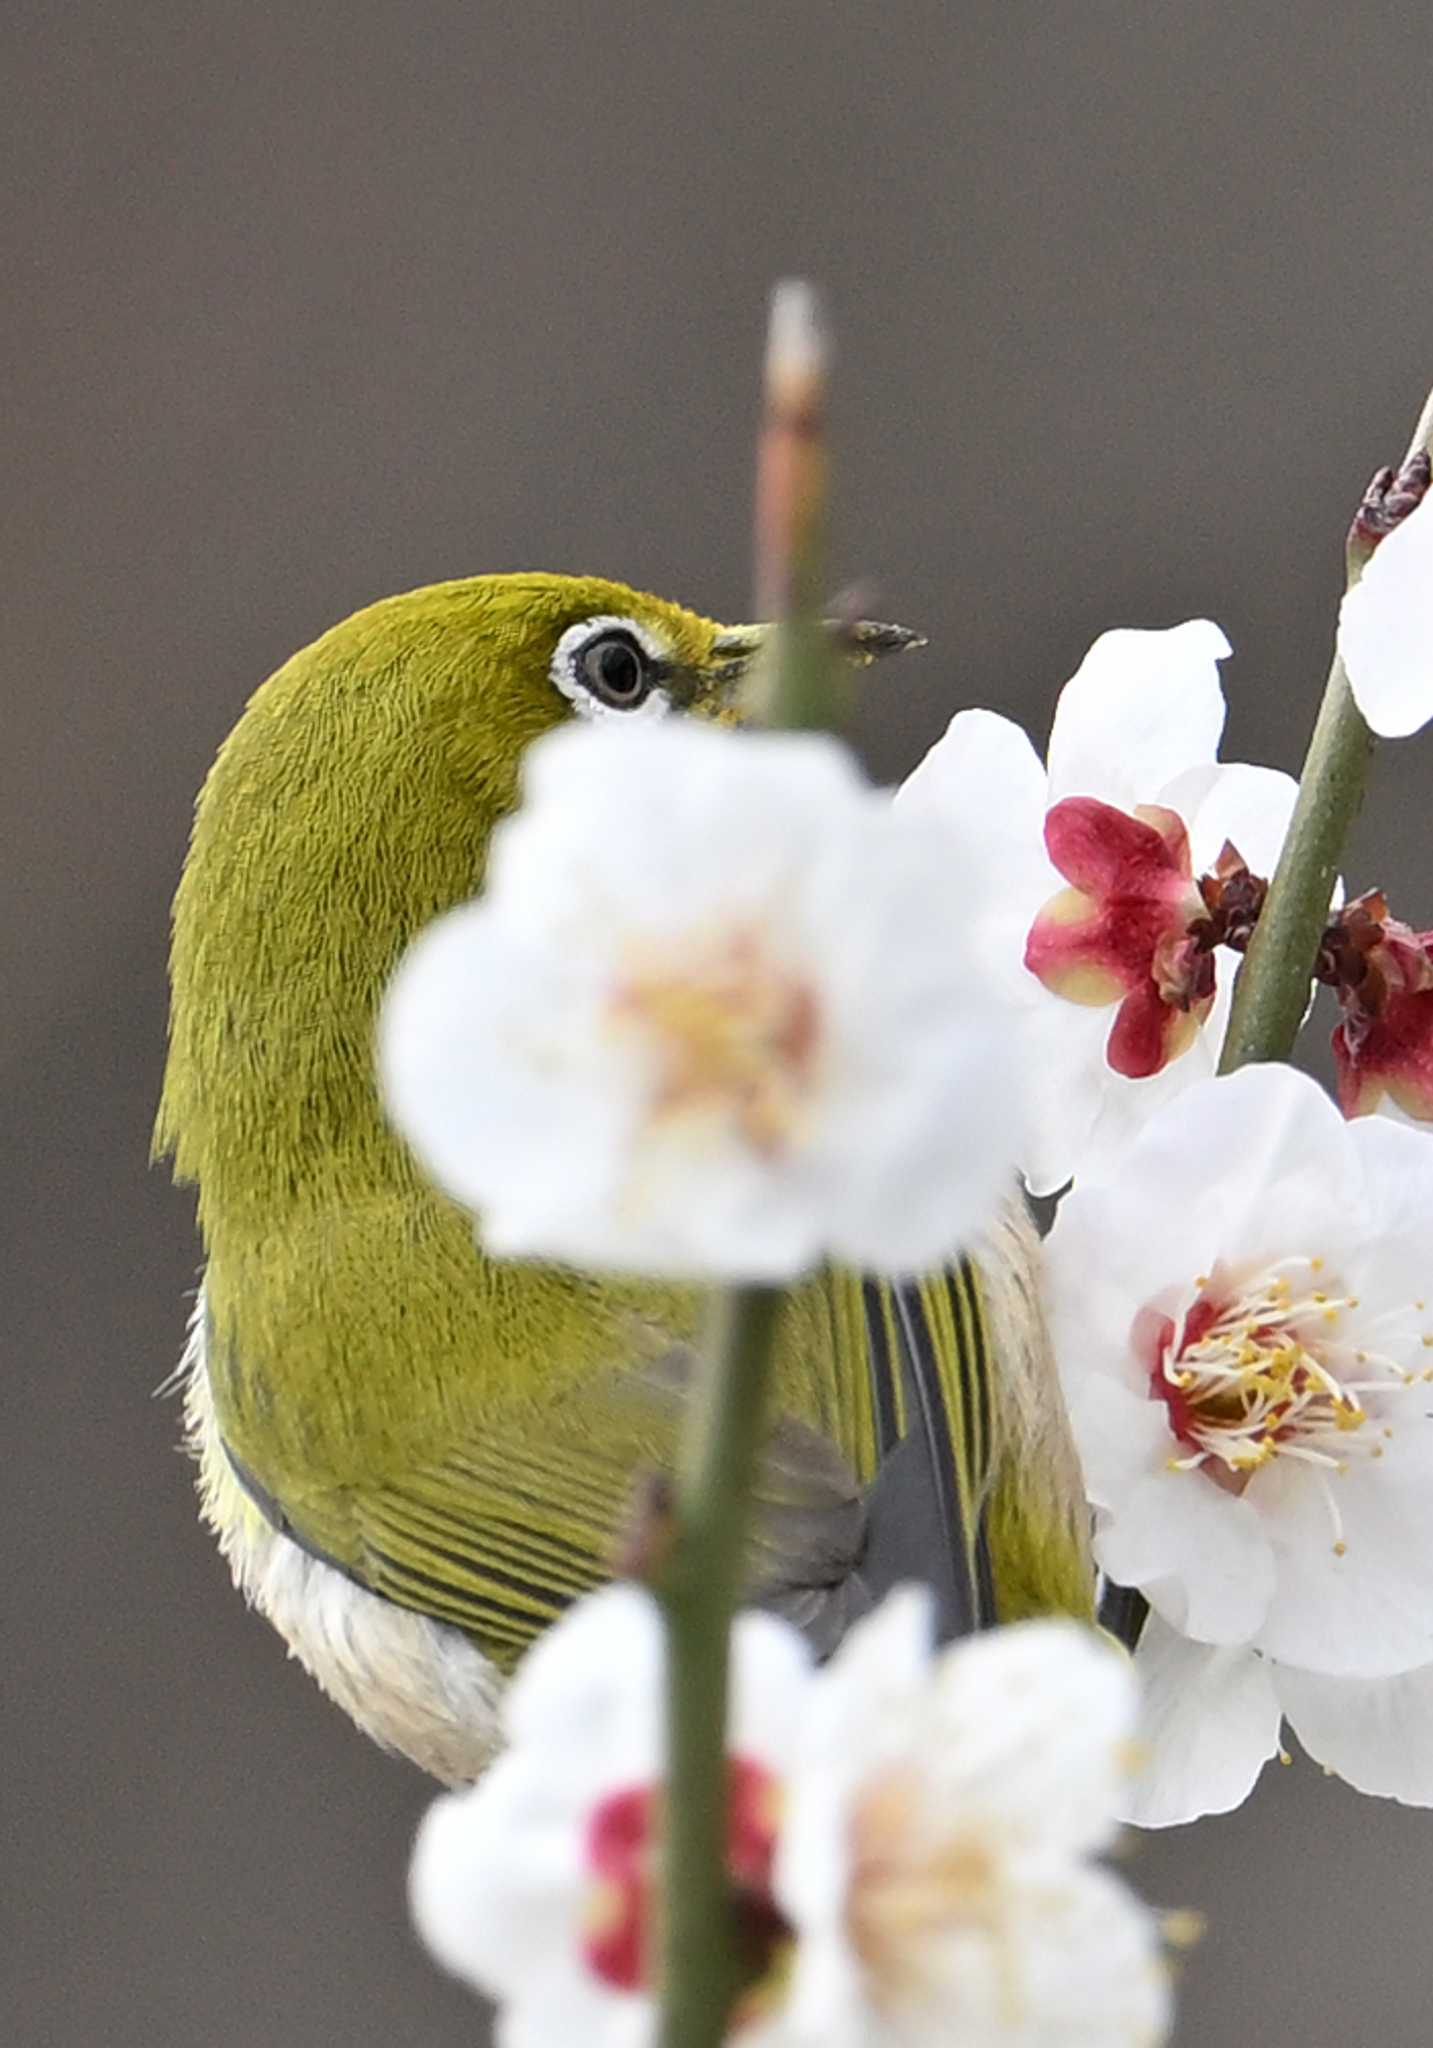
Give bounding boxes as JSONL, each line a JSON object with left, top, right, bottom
{"left": 179, "top": 1296, "right": 501, "bottom": 1783}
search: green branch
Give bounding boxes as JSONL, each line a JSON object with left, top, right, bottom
{"left": 1219, "top": 385, "right": 1433, "bottom": 1073}
{"left": 655, "top": 281, "right": 835, "bottom": 2048}
{"left": 658, "top": 1284, "right": 784, "bottom": 2046}
{"left": 1217, "top": 651, "right": 1372, "bottom": 1071}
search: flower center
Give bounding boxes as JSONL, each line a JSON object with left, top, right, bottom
{"left": 846, "top": 1767, "right": 1004, "bottom": 2003}
{"left": 1150, "top": 1261, "right": 1371, "bottom": 1484}
{"left": 581, "top": 1757, "right": 790, "bottom": 2001}
{"left": 1143, "top": 1257, "right": 1433, "bottom": 1549}
{"left": 610, "top": 927, "right": 821, "bottom": 1153}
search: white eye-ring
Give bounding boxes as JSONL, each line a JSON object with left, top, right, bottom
{"left": 550, "top": 615, "right": 673, "bottom": 720}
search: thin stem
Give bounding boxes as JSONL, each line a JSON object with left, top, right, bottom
{"left": 1217, "top": 652, "right": 1372, "bottom": 1071}
{"left": 1219, "top": 386, "right": 1433, "bottom": 1073}
{"left": 655, "top": 280, "right": 837, "bottom": 2048}
{"left": 658, "top": 1285, "right": 784, "bottom": 2048}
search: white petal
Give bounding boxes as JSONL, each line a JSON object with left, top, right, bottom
{"left": 1277, "top": 1657, "right": 1433, "bottom": 1804}
{"left": 1121, "top": 1614, "right": 1283, "bottom": 1828}
{"left": 1069, "top": 1024, "right": 1220, "bottom": 1196}
{"left": 1338, "top": 497, "right": 1433, "bottom": 738}
{"left": 815, "top": 814, "right": 1021, "bottom": 1269}
{"left": 780, "top": 1860, "right": 1169, "bottom": 2048}
{"left": 1083, "top": 1063, "right": 1358, "bottom": 1268}
{"left": 773, "top": 1924, "right": 874, "bottom": 2048}
{"left": 498, "top": 1981, "right": 653, "bottom": 2048}
{"left": 1343, "top": 1109, "right": 1433, "bottom": 1306}
{"left": 1045, "top": 619, "right": 1230, "bottom": 808}
{"left": 503, "top": 1586, "right": 663, "bottom": 1769}
{"left": 1046, "top": 1171, "right": 1222, "bottom": 1409}
{"left": 1198, "top": 948, "right": 1238, "bottom": 1068}
{"left": 380, "top": 900, "right": 638, "bottom": 1233}
{"left": 1093, "top": 1469, "right": 1275, "bottom": 1646}
{"left": 1172, "top": 760, "right": 1301, "bottom": 884}
{"left": 1063, "top": 1373, "right": 1175, "bottom": 1510}
{"left": 894, "top": 1865, "right": 1171, "bottom": 2048}
{"left": 409, "top": 1755, "right": 588, "bottom": 2000}
{"left": 1250, "top": 1452, "right": 1433, "bottom": 1678}
{"left": 728, "top": 1606, "right": 816, "bottom": 1773}
{"left": 509, "top": 718, "right": 867, "bottom": 934}
{"left": 809, "top": 1582, "right": 934, "bottom": 1735}
{"left": 921, "top": 1620, "right": 1139, "bottom": 1860}
{"left": 897, "top": 706, "right": 1055, "bottom": 932}
{"left": 775, "top": 1589, "right": 934, "bottom": 1935}
{"left": 1011, "top": 996, "right": 1112, "bottom": 1197}
{"left": 1004, "top": 1865, "right": 1172, "bottom": 2048}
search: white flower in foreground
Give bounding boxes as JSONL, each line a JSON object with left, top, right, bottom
{"left": 382, "top": 718, "right": 1017, "bottom": 1280}
{"left": 899, "top": 622, "right": 1299, "bottom": 1193}
{"left": 775, "top": 1594, "right": 1170, "bottom": 2048}
{"left": 1046, "top": 1062, "right": 1433, "bottom": 1824}
{"left": 410, "top": 1586, "right": 803, "bottom": 2048}
{"left": 1339, "top": 492, "right": 1433, "bottom": 737}
{"left": 410, "top": 1585, "right": 1172, "bottom": 2048}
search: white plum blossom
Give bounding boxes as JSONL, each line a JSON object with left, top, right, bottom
{"left": 1339, "top": 491, "right": 1433, "bottom": 737}
{"left": 774, "top": 1592, "right": 1170, "bottom": 2048}
{"left": 1123, "top": 1615, "right": 1433, "bottom": 1828}
{"left": 1045, "top": 1061, "right": 1433, "bottom": 1825}
{"left": 410, "top": 1586, "right": 803, "bottom": 2048}
{"left": 899, "top": 622, "right": 1300, "bottom": 1193}
{"left": 381, "top": 718, "right": 1018, "bottom": 1280}
{"left": 410, "top": 1585, "right": 1172, "bottom": 2048}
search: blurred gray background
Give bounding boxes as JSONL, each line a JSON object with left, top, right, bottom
{"left": 7, "top": 4, "right": 1433, "bottom": 2043}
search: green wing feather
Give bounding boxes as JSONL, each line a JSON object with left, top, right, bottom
{"left": 206, "top": 1200, "right": 1090, "bottom": 1671}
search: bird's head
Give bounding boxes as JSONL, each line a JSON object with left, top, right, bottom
{"left": 157, "top": 572, "right": 919, "bottom": 1215}
{"left": 281, "top": 569, "right": 918, "bottom": 796}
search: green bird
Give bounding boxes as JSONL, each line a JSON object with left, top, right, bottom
{"left": 156, "top": 574, "right": 1091, "bottom": 1783}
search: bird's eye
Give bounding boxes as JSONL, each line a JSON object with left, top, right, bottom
{"left": 549, "top": 615, "right": 671, "bottom": 721}
{"left": 580, "top": 631, "right": 649, "bottom": 707}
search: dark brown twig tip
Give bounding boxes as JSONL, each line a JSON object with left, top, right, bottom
{"left": 1350, "top": 449, "right": 1432, "bottom": 550}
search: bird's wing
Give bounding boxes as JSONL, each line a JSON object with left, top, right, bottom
{"left": 338, "top": 1266, "right": 1005, "bottom": 1664}
{"left": 224, "top": 1340, "right": 869, "bottom": 1673}
{"left": 213, "top": 1239, "right": 1058, "bottom": 1670}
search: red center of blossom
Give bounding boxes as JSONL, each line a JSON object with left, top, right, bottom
{"left": 581, "top": 1756, "right": 789, "bottom": 1998}
{"left": 1138, "top": 1265, "right": 1373, "bottom": 1499}
{"left": 1024, "top": 798, "right": 1261, "bottom": 1080}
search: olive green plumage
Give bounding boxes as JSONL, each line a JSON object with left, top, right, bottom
{"left": 157, "top": 572, "right": 1090, "bottom": 1762}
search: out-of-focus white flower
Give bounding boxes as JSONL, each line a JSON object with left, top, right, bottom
{"left": 775, "top": 1594, "right": 1171, "bottom": 2048}
{"left": 410, "top": 1585, "right": 804, "bottom": 2048}
{"left": 381, "top": 718, "right": 1018, "bottom": 1280}
{"left": 899, "top": 622, "right": 1300, "bottom": 1193}
{"left": 410, "top": 1585, "right": 1172, "bottom": 2048}
{"left": 1339, "top": 493, "right": 1433, "bottom": 738}
{"left": 1123, "top": 1615, "right": 1433, "bottom": 1828}
{"left": 1046, "top": 1062, "right": 1433, "bottom": 1820}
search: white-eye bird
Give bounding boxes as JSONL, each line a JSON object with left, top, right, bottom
{"left": 157, "top": 574, "right": 1090, "bottom": 1782}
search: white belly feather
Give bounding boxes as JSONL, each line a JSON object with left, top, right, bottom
{"left": 178, "top": 1295, "right": 503, "bottom": 1784}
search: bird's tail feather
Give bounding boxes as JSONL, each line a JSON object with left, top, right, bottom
{"left": 856, "top": 1206, "right": 1092, "bottom": 1636}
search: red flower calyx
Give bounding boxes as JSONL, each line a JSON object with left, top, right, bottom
{"left": 1024, "top": 796, "right": 1267, "bottom": 1081}
{"left": 1321, "top": 891, "right": 1433, "bottom": 1121}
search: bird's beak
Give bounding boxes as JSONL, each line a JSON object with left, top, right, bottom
{"left": 699, "top": 617, "right": 926, "bottom": 707}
